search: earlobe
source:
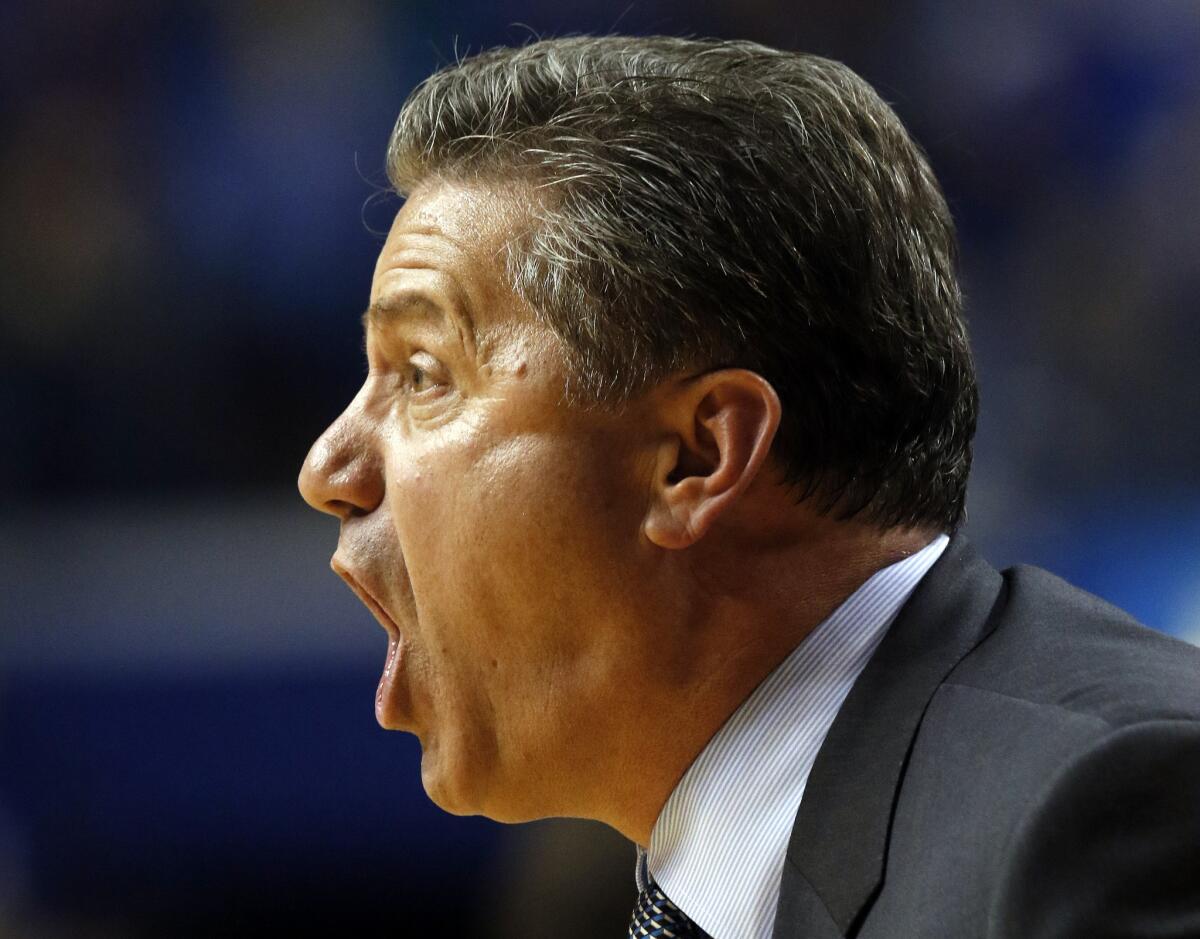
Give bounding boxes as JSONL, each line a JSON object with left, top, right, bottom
{"left": 643, "top": 472, "right": 706, "bottom": 550}
{"left": 642, "top": 370, "right": 782, "bottom": 550}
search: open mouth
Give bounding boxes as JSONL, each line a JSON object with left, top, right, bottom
{"left": 332, "top": 563, "right": 402, "bottom": 639}
{"left": 331, "top": 561, "right": 410, "bottom": 729}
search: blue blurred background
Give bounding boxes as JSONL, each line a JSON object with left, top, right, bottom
{"left": 2, "top": 1, "right": 1198, "bottom": 935}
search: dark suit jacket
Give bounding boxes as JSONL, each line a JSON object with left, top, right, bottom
{"left": 773, "top": 535, "right": 1200, "bottom": 939}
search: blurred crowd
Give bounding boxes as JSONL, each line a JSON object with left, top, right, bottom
{"left": 2, "top": 1, "right": 1198, "bottom": 517}
{"left": 1, "top": 1, "right": 1197, "bottom": 935}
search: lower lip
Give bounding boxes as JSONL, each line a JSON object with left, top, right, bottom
{"left": 375, "top": 634, "right": 409, "bottom": 729}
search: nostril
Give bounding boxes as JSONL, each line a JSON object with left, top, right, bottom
{"left": 297, "top": 407, "right": 385, "bottom": 517}
{"left": 337, "top": 500, "right": 372, "bottom": 520}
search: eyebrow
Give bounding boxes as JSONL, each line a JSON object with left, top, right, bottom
{"left": 361, "top": 292, "right": 476, "bottom": 349}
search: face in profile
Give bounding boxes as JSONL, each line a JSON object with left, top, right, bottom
{"left": 298, "top": 180, "right": 664, "bottom": 824}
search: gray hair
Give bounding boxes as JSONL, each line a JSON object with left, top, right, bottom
{"left": 386, "top": 35, "right": 977, "bottom": 532}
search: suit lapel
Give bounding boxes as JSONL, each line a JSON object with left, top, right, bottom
{"left": 775, "top": 534, "right": 1006, "bottom": 937}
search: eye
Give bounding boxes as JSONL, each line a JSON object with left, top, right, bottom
{"left": 408, "top": 362, "right": 430, "bottom": 392}
{"left": 403, "top": 353, "right": 448, "bottom": 397}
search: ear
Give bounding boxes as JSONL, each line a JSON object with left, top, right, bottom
{"left": 643, "top": 369, "right": 782, "bottom": 550}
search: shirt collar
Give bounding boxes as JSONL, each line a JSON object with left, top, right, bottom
{"left": 637, "top": 534, "right": 950, "bottom": 938}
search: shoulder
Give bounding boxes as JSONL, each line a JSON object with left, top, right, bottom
{"left": 913, "top": 562, "right": 1200, "bottom": 936}
{"left": 795, "top": 543, "right": 1199, "bottom": 938}
{"left": 945, "top": 562, "right": 1200, "bottom": 727}
{"left": 987, "top": 718, "right": 1200, "bottom": 939}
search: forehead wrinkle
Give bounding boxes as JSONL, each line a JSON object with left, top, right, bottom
{"left": 372, "top": 180, "right": 541, "bottom": 362}
{"left": 362, "top": 287, "right": 477, "bottom": 356}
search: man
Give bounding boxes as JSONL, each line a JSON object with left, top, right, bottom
{"left": 297, "top": 36, "right": 1200, "bottom": 938}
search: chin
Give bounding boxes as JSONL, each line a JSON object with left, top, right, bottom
{"left": 420, "top": 752, "right": 543, "bottom": 824}
{"left": 419, "top": 748, "right": 485, "bottom": 818}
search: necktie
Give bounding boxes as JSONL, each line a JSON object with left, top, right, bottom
{"left": 628, "top": 872, "right": 712, "bottom": 938}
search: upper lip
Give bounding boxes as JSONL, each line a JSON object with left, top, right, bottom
{"left": 331, "top": 556, "right": 401, "bottom": 638}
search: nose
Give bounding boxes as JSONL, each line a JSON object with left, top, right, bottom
{"left": 297, "top": 399, "right": 385, "bottom": 520}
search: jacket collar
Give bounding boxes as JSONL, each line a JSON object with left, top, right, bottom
{"left": 776, "top": 533, "right": 1007, "bottom": 936}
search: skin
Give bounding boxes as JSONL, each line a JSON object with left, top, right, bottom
{"left": 298, "top": 178, "right": 936, "bottom": 846}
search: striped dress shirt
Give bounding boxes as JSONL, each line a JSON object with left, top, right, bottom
{"left": 635, "top": 533, "right": 950, "bottom": 939}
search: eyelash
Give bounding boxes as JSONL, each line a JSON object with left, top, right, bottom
{"left": 404, "top": 361, "right": 434, "bottom": 394}
{"left": 363, "top": 336, "right": 448, "bottom": 398}
{"left": 402, "top": 352, "right": 451, "bottom": 400}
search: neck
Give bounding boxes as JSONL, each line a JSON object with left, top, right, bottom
{"left": 605, "top": 517, "right": 939, "bottom": 845}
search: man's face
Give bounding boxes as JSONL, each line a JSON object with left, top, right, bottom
{"left": 298, "top": 180, "right": 661, "bottom": 823}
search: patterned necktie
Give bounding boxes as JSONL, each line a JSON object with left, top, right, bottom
{"left": 628, "top": 872, "right": 712, "bottom": 938}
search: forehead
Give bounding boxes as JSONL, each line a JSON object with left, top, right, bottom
{"left": 371, "top": 180, "right": 531, "bottom": 329}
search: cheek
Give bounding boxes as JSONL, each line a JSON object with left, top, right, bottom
{"left": 383, "top": 430, "right": 532, "bottom": 657}
{"left": 480, "top": 430, "right": 611, "bottom": 541}
{"left": 396, "top": 423, "right": 603, "bottom": 563}
{"left": 385, "top": 420, "right": 638, "bottom": 684}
